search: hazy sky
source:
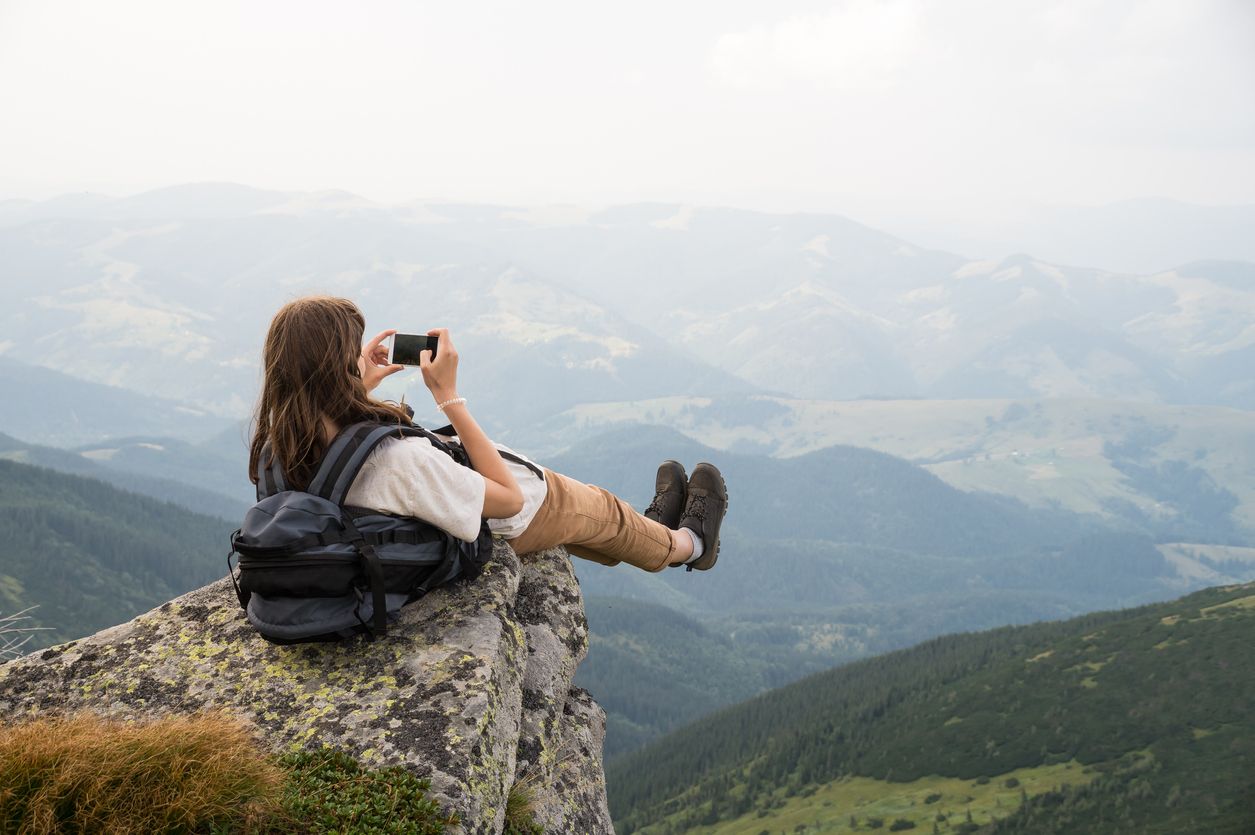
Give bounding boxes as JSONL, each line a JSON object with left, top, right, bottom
{"left": 1, "top": 0, "right": 1252, "bottom": 219}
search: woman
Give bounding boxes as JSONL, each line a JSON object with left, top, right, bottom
{"left": 248, "top": 295, "right": 727, "bottom": 573}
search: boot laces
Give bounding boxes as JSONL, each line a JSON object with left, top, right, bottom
{"left": 684, "top": 494, "right": 709, "bottom": 524}
{"left": 646, "top": 487, "right": 678, "bottom": 518}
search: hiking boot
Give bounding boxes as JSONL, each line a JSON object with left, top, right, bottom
{"left": 677, "top": 462, "right": 727, "bottom": 572}
{"left": 643, "top": 460, "right": 687, "bottom": 529}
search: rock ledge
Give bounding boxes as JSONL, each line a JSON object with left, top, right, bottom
{"left": 0, "top": 542, "right": 612, "bottom": 834}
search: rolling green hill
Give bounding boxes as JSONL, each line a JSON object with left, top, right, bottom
{"left": 0, "top": 459, "right": 231, "bottom": 648}
{"left": 607, "top": 582, "right": 1255, "bottom": 834}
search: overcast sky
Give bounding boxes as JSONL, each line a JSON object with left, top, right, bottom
{"left": 1, "top": 0, "right": 1252, "bottom": 221}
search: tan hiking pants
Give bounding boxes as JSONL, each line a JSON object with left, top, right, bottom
{"left": 505, "top": 469, "right": 676, "bottom": 572}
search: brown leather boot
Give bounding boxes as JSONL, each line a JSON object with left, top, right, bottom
{"left": 677, "top": 462, "right": 727, "bottom": 572}
{"left": 644, "top": 460, "right": 687, "bottom": 528}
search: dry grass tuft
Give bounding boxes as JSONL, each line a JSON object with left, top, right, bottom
{"left": 503, "top": 772, "right": 543, "bottom": 835}
{"left": 0, "top": 712, "right": 283, "bottom": 834}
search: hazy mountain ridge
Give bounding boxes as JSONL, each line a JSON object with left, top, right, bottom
{"left": 0, "top": 431, "right": 249, "bottom": 521}
{"left": 2, "top": 184, "right": 1253, "bottom": 426}
{"left": 541, "top": 396, "right": 1255, "bottom": 541}
{"left": 0, "top": 356, "right": 231, "bottom": 447}
{"left": 880, "top": 197, "right": 1255, "bottom": 276}
{"left": 0, "top": 186, "right": 759, "bottom": 429}
{"left": 554, "top": 426, "right": 1247, "bottom": 616}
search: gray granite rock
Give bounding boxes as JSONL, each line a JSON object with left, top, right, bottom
{"left": 531, "top": 688, "right": 616, "bottom": 834}
{"left": 0, "top": 541, "right": 612, "bottom": 834}
{"left": 514, "top": 549, "right": 590, "bottom": 794}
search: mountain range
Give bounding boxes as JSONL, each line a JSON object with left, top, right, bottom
{"left": 2, "top": 184, "right": 1253, "bottom": 429}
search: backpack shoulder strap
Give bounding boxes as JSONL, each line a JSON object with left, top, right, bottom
{"left": 429, "top": 424, "right": 545, "bottom": 482}
{"left": 307, "top": 422, "right": 400, "bottom": 504}
{"left": 310, "top": 421, "right": 461, "bottom": 506}
{"left": 307, "top": 419, "right": 481, "bottom": 506}
{"left": 405, "top": 421, "right": 474, "bottom": 469}
{"left": 255, "top": 442, "right": 289, "bottom": 500}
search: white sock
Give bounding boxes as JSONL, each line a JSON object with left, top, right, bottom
{"left": 682, "top": 527, "right": 704, "bottom": 563}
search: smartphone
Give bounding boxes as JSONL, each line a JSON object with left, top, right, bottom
{"left": 388, "top": 333, "right": 438, "bottom": 366}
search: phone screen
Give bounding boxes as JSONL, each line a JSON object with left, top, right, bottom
{"left": 391, "top": 333, "right": 436, "bottom": 366}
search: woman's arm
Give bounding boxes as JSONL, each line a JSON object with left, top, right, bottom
{"left": 419, "top": 328, "right": 524, "bottom": 519}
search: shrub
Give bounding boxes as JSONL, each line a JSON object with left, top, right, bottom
{"left": 1004, "top": 777, "right": 1021, "bottom": 788}
{"left": 924, "top": 792, "right": 943, "bottom": 804}
{"left": 272, "top": 748, "right": 453, "bottom": 834}
{"left": 0, "top": 712, "right": 281, "bottom": 834}
{"left": 889, "top": 820, "right": 917, "bottom": 831}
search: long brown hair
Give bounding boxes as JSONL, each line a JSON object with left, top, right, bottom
{"left": 248, "top": 295, "right": 409, "bottom": 490}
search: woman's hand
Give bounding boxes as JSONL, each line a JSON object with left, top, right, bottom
{"left": 419, "top": 327, "right": 459, "bottom": 404}
{"left": 360, "top": 329, "right": 404, "bottom": 394}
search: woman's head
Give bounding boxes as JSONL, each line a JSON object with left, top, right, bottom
{"left": 249, "top": 295, "right": 407, "bottom": 489}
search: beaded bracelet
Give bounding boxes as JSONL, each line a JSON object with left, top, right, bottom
{"left": 436, "top": 396, "right": 467, "bottom": 412}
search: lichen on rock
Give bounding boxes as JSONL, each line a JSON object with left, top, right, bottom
{"left": 0, "top": 540, "right": 613, "bottom": 834}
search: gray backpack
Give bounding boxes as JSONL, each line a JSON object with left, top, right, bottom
{"left": 228, "top": 421, "right": 489, "bottom": 643}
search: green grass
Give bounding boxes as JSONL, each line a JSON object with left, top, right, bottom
{"left": 258, "top": 749, "right": 455, "bottom": 834}
{"left": 649, "top": 761, "right": 1097, "bottom": 834}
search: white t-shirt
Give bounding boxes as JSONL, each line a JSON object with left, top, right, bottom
{"left": 343, "top": 435, "right": 548, "bottom": 541}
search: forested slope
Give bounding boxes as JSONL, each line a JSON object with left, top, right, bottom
{"left": 609, "top": 582, "right": 1255, "bottom": 834}
{"left": 0, "top": 459, "right": 230, "bottom": 647}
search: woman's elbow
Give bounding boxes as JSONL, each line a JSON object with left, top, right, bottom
{"left": 488, "top": 498, "right": 524, "bottom": 520}
{"left": 502, "top": 490, "right": 525, "bottom": 518}
{"left": 483, "top": 483, "right": 525, "bottom": 519}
